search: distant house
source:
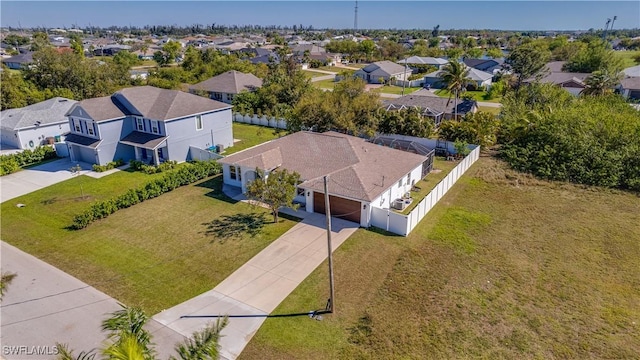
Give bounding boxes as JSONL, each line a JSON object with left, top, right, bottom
{"left": 382, "top": 89, "right": 478, "bottom": 124}
{"left": 618, "top": 77, "right": 640, "bottom": 100}
{"left": 219, "top": 131, "right": 430, "bottom": 227}
{"left": 189, "top": 71, "right": 263, "bottom": 104}
{"left": 399, "top": 56, "right": 448, "bottom": 69}
{"left": 463, "top": 58, "right": 504, "bottom": 74}
{"left": 525, "top": 72, "right": 590, "bottom": 96}
{"left": 354, "top": 61, "right": 409, "bottom": 84}
{"left": 1, "top": 52, "right": 34, "bottom": 70}
{"left": 0, "top": 97, "right": 76, "bottom": 150}
{"left": 92, "top": 44, "right": 131, "bottom": 56}
{"left": 64, "top": 86, "right": 233, "bottom": 166}
{"left": 423, "top": 65, "right": 493, "bottom": 90}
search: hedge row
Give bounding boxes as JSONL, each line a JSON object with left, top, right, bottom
{"left": 71, "top": 161, "right": 221, "bottom": 229}
{"left": 0, "top": 146, "right": 58, "bottom": 176}
{"left": 129, "top": 160, "right": 177, "bottom": 174}
{"left": 92, "top": 159, "right": 125, "bottom": 172}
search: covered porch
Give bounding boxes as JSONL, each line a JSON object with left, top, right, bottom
{"left": 120, "top": 131, "right": 168, "bottom": 166}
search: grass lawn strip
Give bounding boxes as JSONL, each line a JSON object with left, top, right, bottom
{"left": 241, "top": 157, "right": 640, "bottom": 359}
{"left": 435, "top": 88, "right": 501, "bottom": 103}
{"left": 226, "top": 122, "right": 284, "bottom": 155}
{"left": 400, "top": 157, "right": 459, "bottom": 214}
{"left": 1, "top": 173, "right": 297, "bottom": 314}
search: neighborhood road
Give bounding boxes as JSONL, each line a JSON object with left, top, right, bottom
{"left": 0, "top": 241, "right": 183, "bottom": 359}
{"left": 153, "top": 212, "right": 359, "bottom": 360}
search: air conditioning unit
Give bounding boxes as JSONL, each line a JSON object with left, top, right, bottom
{"left": 393, "top": 199, "right": 407, "bottom": 210}
{"left": 216, "top": 144, "right": 224, "bottom": 153}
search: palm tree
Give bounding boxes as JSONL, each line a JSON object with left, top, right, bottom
{"left": 172, "top": 317, "right": 229, "bottom": 360}
{"left": 0, "top": 271, "right": 17, "bottom": 300}
{"left": 103, "top": 334, "right": 146, "bottom": 360}
{"left": 55, "top": 343, "right": 96, "bottom": 360}
{"left": 101, "top": 304, "right": 155, "bottom": 360}
{"left": 441, "top": 60, "right": 471, "bottom": 119}
{"left": 581, "top": 70, "right": 621, "bottom": 96}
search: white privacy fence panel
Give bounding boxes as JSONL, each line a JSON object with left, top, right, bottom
{"left": 233, "top": 113, "right": 287, "bottom": 129}
{"left": 370, "top": 146, "right": 480, "bottom": 236}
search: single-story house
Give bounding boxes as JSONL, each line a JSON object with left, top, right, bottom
{"left": 382, "top": 89, "right": 478, "bottom": 124}
{"left": 463, "top": 58, "right": 505, "bottom": 74}
{"left": 618, "top": 77, "right": 640, "bottom": 100}
{"left": 188, "top": 70, "right": 263, "bottom": 104}
{"left": 219, "top": 131, "right": 430, "bottom": 227}
{"left": 1, "top": 52, "right": 34, "bottom": 70}
{"left": 64, "top": 86, "right": 233, "bottom": 166}
{"left": 525, "top": 72, "right": 590, "bottom": 96}
{"left": 354, "top": 61, "right": 409, "bottom": 84}
{"left": 0, "top": 97, "right": 76, "bottom": 150}
{"left": 399, "top": 56, "right": 448, "bottom": 69}
{"left": 423, "top": 65, "right": 493, "bottom": 89}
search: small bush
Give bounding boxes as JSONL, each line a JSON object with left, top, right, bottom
{"left": 71, "top": 160, "right": 222, "bottom": 229}
{"left": 0, "top": 146, "right": 57, "bottom": 176}
{"left": 92, "top": 159, "right": 125, "bottom": 173}
{"left": 129, "top": 160, "right": 177, "bottom": 174}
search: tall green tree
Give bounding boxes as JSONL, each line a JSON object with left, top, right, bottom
{"left": 506, "top": 42, "right": 551, "bottom": 91}
{"left": 563, "top": 39, "right": 623, "bottom": 74}
{"left": 359, "top": 40, "right": 376, "bottom": 62}
{"left": 440, "top": 60, "right": 471, "bottom": 119}
{"left": 245, "top": 168, "right": 301, "bottom": 223}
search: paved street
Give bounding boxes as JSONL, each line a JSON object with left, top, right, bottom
{"left": 0, "top": 242, "right": 183, "bottom": 359}
{"left": 153, "top": 212, "right": 359, "bottom": 360}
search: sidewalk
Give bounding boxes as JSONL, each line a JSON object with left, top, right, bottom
{"left": 153, "top": 212, "right": 359, "bottom": 359}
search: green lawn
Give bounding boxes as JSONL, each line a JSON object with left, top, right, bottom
{"left": 375, "top": 85, "right": 421, "bottom": 96}
{"left": 241, "top": 156, "right": 640, "bottom": 359}
{"left": 313, "top": 78, "right": 338, "bottom": 89}
{"left": 227, "top": 122, "right": 284, "bottom": 155}
{"left": 435, "top": 89, "right": 501, "bottom": 103}
{"left": 1, "top": 172, "right": 298, "bottom": 314}
{"left": 616, "top": 50, "right": 640, "bottom": 68}
{"left": 478, "top": 105, "right": 501, "bottom": 115}
{"left": 302, "top": 70, "right": 330, "bottom": 78}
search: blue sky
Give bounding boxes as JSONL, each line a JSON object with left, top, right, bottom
{"left": 1, "top": 1, "right": 639, "bottom": 31}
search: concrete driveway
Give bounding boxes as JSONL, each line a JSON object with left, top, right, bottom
{"left": 0, "top": 242, "right": 183, "bottom": 359}
{"left": 153, "top": 212, "right": 359, "bottom": 360}
{"left": 0, "top": 159, "right": 91, "bottom": 203}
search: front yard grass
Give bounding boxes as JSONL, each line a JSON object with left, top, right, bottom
{"left": 375, "top": 85, "right": 421, "bottom": 95}
{"left": 478, "top": 105, "right": 501, "bottom": 115}
{"left": 313, "top": 78, "right": 338, "bottom": 89}
{"left": 302, "top": 70, "right": 330, "bottom": 78}
{"left": 226, "top": 122, "right": 284, "bottom": 155}
{"left": 241, "top": 156, "right": 640, "bottom": 359}
{"left": 1, "top": 172, "right": 298, "bottom": 314}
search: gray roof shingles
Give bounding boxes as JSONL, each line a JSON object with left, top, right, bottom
{"left": 219, "top": 131, "right": 427, "bottom": 202}
{"left": 1, "top": 97, "right": 77, "bottom": 131}
{"left": 189, "top": 70, "right": 263, "bottom": 94}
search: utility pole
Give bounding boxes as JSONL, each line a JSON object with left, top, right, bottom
{"left": 354, "top": 0, "right": 358, "bottom": 36}
{"left": 323, "top": 176, "right": 335, "bottom": 313}
{"left": 401, "top": 58, "right": 408, "bottom": 96}
{"left": 602, "top": 18, "right": 611, "bottom": 41}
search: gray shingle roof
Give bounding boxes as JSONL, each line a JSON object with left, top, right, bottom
{"left": 400, "top": 56, "right": 448, "bottom": 66}
{"left": 622, "top": 65, "right": 640, "bottom": 78}
{"left": 1, "top": 97, "right": 77, "bottom": 131}
{"left": 69, "top": 95, "right": 125, "bottom": 122}
{"left": 219, "top": 131, "right": 427, "bottom": 202}
{"left": 383, "top": 89, "right": 477, "bottom": 116}
{"left": 531, "top": 72, "right": 590, "bottom": 86}
{"left": 358, "top": 61, "right": 406, "bottom": 77}
{"left": 1, "top": 52, "right": 34, "bottom": 65}
{"left": 620, "top": 77, "right": 640, "bottom": 90}
{"left": 189, "top": 71, "right": 263, "bottom": 94}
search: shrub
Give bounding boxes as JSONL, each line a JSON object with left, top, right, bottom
{"left": 92, "top": 159, "right": 124, "bottom": 173}
{"left": 129, "top": 160, "right": 177, "bottom": 174}
{"left": 71, "top": 161, "right": 222, "bottom": 229}
{"left": 0, "top": 146, "right": 57, "bottom": 176}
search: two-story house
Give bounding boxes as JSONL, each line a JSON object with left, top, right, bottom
{"left": 64, "top": 86, "right": 233, "bottom": 166}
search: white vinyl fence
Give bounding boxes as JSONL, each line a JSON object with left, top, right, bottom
{"left": 233, "top": 113, "right": 287, "bottom": 129}
{"left": 370, "top": 146, "right": 480, "bottom": 236}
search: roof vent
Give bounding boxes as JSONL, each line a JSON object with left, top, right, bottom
{"left": 59, "top": 99, "right": 68, "bottom": 102}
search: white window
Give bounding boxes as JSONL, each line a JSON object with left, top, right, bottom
{"left": 151, "top": 120, "right": 159, "bottom": 134}
{"left": 136, "top": 117, "right": 144, "bottom": 131}
{"left": 212, "top": 93, "right": 222, "bottom": 101}
{"left": 407, "top": 173, "right": 411, "bottom": 184}
{"left": 398, "top": 179, "right": 403, "bottom": 188}
{"left": 195, "top": 115, "right": 203, "bottom": 130}
{"left": 297, "top": 187, "right": 305, "bottom": 196}
{"left": 87, "top": 122, "right": 94, "bottom": 136}
{"left": 73, "top": 119, "right": 81, "bottom": 132}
